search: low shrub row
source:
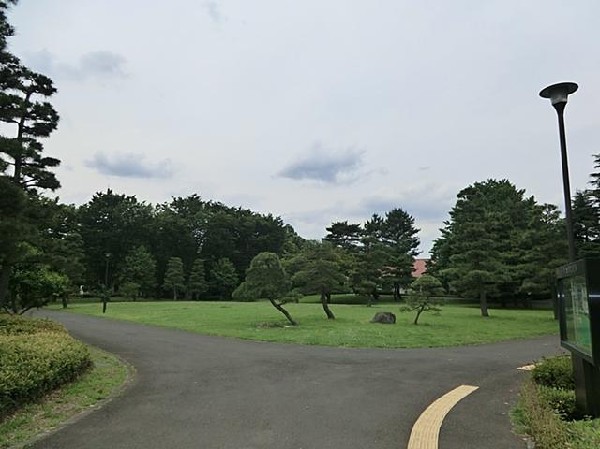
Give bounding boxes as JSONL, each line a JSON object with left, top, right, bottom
{"left": 515, "top": 355, "right": 600, "bottom": 449}
{"left": 0, "top": 314, "right": 92, "bottom": 420}
{"left": 0, "top": 314, "right": 65, "bottom": 335}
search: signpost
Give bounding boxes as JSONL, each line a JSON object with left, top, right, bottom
{"left": 557, "top": 259, "right": 600, "bottom": 416}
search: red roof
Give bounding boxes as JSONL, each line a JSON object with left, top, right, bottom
{"left": 412, "top": 259, "right": 428, "bottom": 278}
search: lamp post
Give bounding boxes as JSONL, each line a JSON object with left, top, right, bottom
{"left": 103, "top": 253, "right": 111, "bottom": 314}
{"left": 539, "top": 81, "right": 578, "bottom": 261}
{"left": 540, "top": 82, "right": 600, "bottom": 417}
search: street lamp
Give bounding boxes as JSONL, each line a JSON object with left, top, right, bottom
{"left": 541, "top": 82, "right": 600, "bottom": 417}
{"left": 103, "top": 253, "right": 111, "bottom": 313}
{"left": 539, "top": 81, "right": 578, "bottom": 261}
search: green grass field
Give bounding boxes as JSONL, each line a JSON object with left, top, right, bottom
{"left": 56, "top": 300, "right": 558, "bottom": 348}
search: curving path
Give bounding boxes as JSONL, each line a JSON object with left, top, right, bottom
{"left": 31, "top": 310, "right": 561, "bottom": 449}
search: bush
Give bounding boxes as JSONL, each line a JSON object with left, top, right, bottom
{"left": 0, "top": 314, "right": 92, "bottom": 420}
{"left": 515, "top": 355, "right": 600, "bottom": 449}
{"left": 568, "top": 418, "right": 600, "bottom": 448}
{"left": 0, "top": 314, "right": 65, "bottom": 336}
{"left": 537, "top": 385, "right": 579, "bottom": 420}
{"left": 532, "top": 355, "right": 574, "bottom": 390}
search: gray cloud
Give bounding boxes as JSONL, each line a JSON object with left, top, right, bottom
{"left": 86, "top": 152, "right": 173, "bottom": 179}
{"left": 79, "top": 51, "right": 127, "bottom": 78}
{"left": 278, "top": 142, "right": 364, "bottom": 183}
{"left": 203, "top": 1, "right": 223, "bottom": 23}
{"left": 24, "top": 49, "right": 127, "bottom": 81}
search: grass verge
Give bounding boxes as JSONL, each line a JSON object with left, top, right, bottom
{"left": 513, "top": 356, "right": 600, "bottom": 449}
{"left": 0, "top": 345, "right": 132, "bottom": 449}
{"left": 54, "top": 301, "right": 557, "bottom": 348}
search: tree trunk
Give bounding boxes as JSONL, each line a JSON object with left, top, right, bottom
{"left": 173, "top": 287, "right": 177, "bottom": 301}
{"left": 321, "top": 291, "right": 335, "bottom": 320}
{"left": 480, "top": 290, "right": 489, "bottom": 317}
{"left": 394, "top": 282, "right": 400, "bottom": 302}
{"left": 413, "top": 305, "right": 425, "bottom": 325}
{"left": 269, "top": 298, "right": 297, "bottom": 325}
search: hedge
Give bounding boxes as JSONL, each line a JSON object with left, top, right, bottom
{"left": 0, "top": 314, "right": 92, "bottom": 420}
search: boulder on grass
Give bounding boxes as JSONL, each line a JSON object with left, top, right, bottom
{"left": 370, "top": 311, "right": 396, "bottom": 324}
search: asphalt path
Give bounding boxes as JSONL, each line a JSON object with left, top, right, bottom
{"left": 30, "top": 311, "right": 562, "bottom": 449}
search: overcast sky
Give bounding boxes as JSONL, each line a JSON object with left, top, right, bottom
{"left": 7, "top": 1, "right": 600, "bottom": 254}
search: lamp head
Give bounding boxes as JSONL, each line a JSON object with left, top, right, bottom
{"left": 540, "top": 82, "right": 578, "bottom": 107}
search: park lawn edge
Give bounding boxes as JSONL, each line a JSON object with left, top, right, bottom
{"left": 0, "top": 345, "right": 134, "bottom": 449}
{"left": 51, "top": 301, "right": 558, "bottom": 349}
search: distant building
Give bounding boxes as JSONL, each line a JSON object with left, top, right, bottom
{"left": 412, "top": 258, "right": 428, "bottom": 278}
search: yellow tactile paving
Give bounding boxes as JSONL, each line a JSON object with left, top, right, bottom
{"left": 517, "top": 364, "right": 535, "bottom": 371}
{"left": 407, "top": 384, "right": 479, "bottom": 449}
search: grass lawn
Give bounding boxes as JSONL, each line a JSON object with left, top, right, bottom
{"left": 55, "top": 300, "right": 558, "bottom": 348}
{"left": 0, "top": 346, "right": 131, "bottom": 449}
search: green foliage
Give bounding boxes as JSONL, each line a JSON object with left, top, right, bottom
{"left": 187, "top": 258, "right": 208, "bottom": 300}
{"left": 573, "top": 154, "right": 600, "bottom": 258}
{"left": 0, "top": 52, "right": 60, "bottom": 192}
{"left": 7, "top": 262, "right": 69, "bottom": 314}
{"left": 515, "top": 355, "right": 600, "bottom": 449}
{"left": 0, "top": 314, "right": 91, "bottom": 419}
{"left": 325, "top": 209, "right": 420, "bottom": 304}
{"left": 430, "top": 179, "right": 567, "bottom": 314}
{"left": 402, "top": 275, "right": 445, "bottom": 324}
{"left": 120, "top": 281, "right": 141, "bottom": 300}
{"left": 515, "top": 379, "right": 570, "bottom": 449}
{"left": 568, "top": 418, "right": 600, "bottom": 449}
{"left": 531, "top": 355, "right": 574, "bottom": 390}
{"left": 288, "top": 242, "right": 347, "bottom": 319}
{"left": 78, "top": 190, "right": 155, "bottom": 288}
{"left": 0, "top": 314, "right": 63, "bottom": 335}
{"left": 235, "top": 253, "right": 290, "bottom": 301}
{"left": 119, "top": 246, "right": 156, "bottom": 297}
{"left": 163, "top": 257, "right": 185, "bottom": 300}
{"left": 537, "top": 385, "right": 578, "bottom": 420}
{"left": 234, "top": 252, "right": 295, "bottom": 325}
{"left": 152, "top": 195, "right": 290, "bottom": 298}
{"left": 209, "top": 257, "right": 238, "bottom": 299}
{"left": 0, "top": 345, "right": 129, "bottom": 449}
{"left": 324, "top": 221, "right": 363, "bottom": 250}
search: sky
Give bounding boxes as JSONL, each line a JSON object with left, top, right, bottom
{"left": 6, "top": 1, "right": 600, "bottom": 255}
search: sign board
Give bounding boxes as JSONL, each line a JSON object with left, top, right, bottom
{"left": 557, "top": 259, "right": 600, "bottom": 365}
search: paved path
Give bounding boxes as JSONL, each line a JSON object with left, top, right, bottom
{"left": 31, "top": 311, "right": 561, "bottom": 449}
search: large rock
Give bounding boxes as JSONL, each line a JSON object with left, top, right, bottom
{"left": 370, "top": 311, "right": 396, "bottom": 324}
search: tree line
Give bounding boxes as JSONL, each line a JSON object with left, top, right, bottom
{"left": 2, "top": 0, "right": 597, "bottom": 318}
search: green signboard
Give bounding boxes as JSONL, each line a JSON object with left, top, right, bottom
{"left": 562, "top": 274, "right": 592, "bottom": 356}
{"left": 557, "top": 259, "right": 600, "bottom": 364}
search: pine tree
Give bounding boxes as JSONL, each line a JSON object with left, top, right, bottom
{"left": 187, "top": 258, "right": 208, "bottom": 300}
{"left": 163, "top": 257, "right": 185, "bottom": 300}
{"left": 0, "top": 1, "right": 62, "bottom": 312}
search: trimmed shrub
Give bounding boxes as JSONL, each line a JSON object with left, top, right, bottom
{"left": 532, "top": 355, "right": 574, "bottom": 390}
{"left": 537, "top": 385, "right": 579, "bottom": 420}
{"left": 0, "top": 314, "right": 92, "bottom": 420}
{"left": 0, "top": 314, "right": 65, "bottom": 336}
